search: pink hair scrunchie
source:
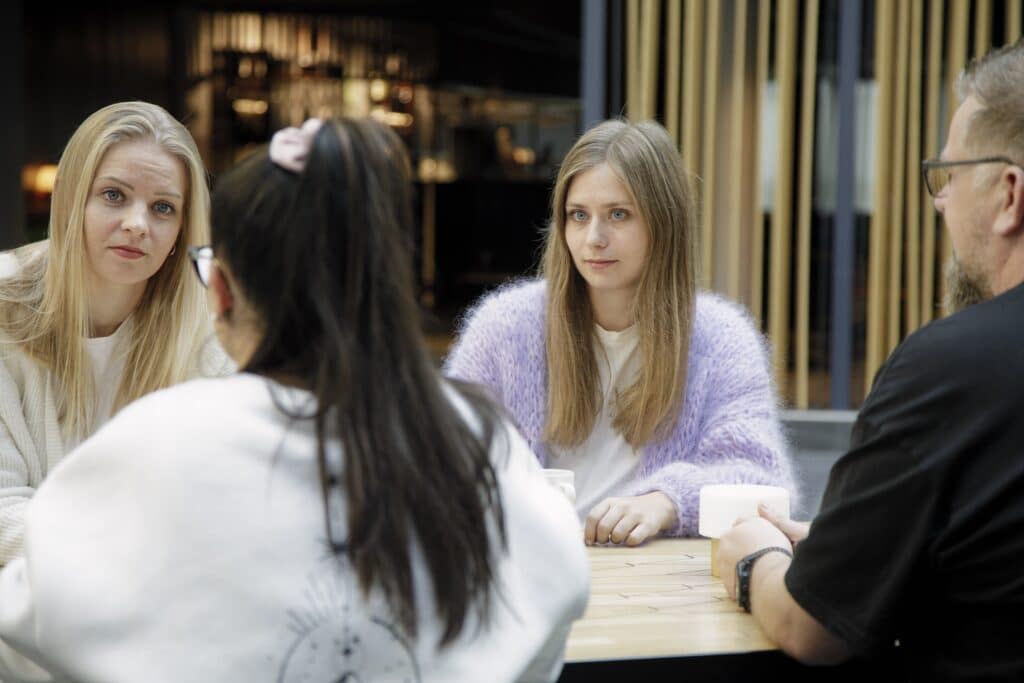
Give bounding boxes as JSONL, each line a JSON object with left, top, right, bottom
{"left": 268, "top": 118, "right": 324, "bottom": 173}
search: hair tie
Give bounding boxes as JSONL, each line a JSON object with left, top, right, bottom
{"left": 268, "top": 118, "right": 324, "bottom": 173}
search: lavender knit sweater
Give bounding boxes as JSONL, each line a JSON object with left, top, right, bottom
{"left": 443, "top": 279, "right": 797, "bottom": 536}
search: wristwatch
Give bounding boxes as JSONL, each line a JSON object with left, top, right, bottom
{"left": 736, "top": 546, "right": 793, "bottom": 612}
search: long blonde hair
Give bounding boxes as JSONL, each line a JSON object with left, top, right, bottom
{"left": 0, "top": 101, "right": 212, "bottom": 439}
{"left": 541, "top": 119, "right": 698, "bottom": 449}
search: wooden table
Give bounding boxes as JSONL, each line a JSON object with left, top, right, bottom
{"left": 559, "top": 539, "right": 898, "bottom": 683}
{"left": 565, "top": 538, "right": 775, "bottom": 663}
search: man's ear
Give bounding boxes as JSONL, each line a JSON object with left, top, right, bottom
{"left": 993, "top": 165, "right": 1024, "bottom": 237}
{"left": 209, "top": 264, "right": 234, "bottom": 321}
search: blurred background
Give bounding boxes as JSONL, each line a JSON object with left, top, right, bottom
{"left": 4, "top": 1, "right": 1022, "bottom": 515}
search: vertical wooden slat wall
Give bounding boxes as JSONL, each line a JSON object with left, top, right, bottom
{"left": 921, "top": 0, "right": 944, "bottom": 326}
{"left": 727, "top": 0, "right": 749, "bottom": 302}
{"left": 974, "top": 0, "right": 993, "bottom": 58}
{"left": 794, "top": 0, "right": 820, "bottom": 409}
{"left": 640, "top": 0, "right": 662, "bottom": 120}
{"left": 750, "top": 0, "right": 771, "bottom": 326}
{"left": 905, "top": 0, "right": 924, "bottom": 335}
{"left": 618, "top": 0, "right": 1023, "bottom": 407}
{"left": 770, "top": 0, "right": 799, "bottom": 391}
{"left": 887, "top": 0, "right": 911, "bottom": 356}
{"left": 665, "top": 0, "right": 683, "bottom": 145}
{"left": 701, "top": 2, "right": 722, "bottom": 289}
{"left": 942, "top": 1, "right": 970, "bottom": 281}
{"left": 865, "top": 1, "right": 896, "bottom": 386}
{"left": 682, "top": 0, "right": 705, "bottom": 174}
{"left": 1010, "top": 0, "right": 1023, "bottom": 43}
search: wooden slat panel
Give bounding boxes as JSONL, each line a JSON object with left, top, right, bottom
{"left": 1010, "top": 0, "right": 1023, "bottom": 43}
{"left": 727, "top": 0, "right": 749, "bottom": 301}
{"left": 887, "top": 0, "right": 911, "bottom": 354}
{"left": 770, "top": 0, "right": 798, "bottom": 392}
{"left": 906, "top": 0, "right": 924, "bottom": 334}
{"left": 682, "top": 0, "right": 705, "bottom": 177}
{"left": 941, "top": 0, "right": 970, "bottom": 297}
{"left": 640, "top": 0, "right": 662, "bottom": 119}
{"left": 974, "top": 0, "right": 993, "bottom": 58}
{"left": 750, "top": 0, "right": 771, "bottom": 325}
{"left": 666, "top": 0, "right": 683, "bottom": 145}
{"left": 795, "top": 0, "right": 820, "bottom": 409}
{"left": 865, "top": 0, "right": 896, "bottom": 387}
{"left": 626, "top": 0, "right": 641, "bottom": 119}
{"left": 921, "top": 0, "right": 944, "bottom": 325}
{"left": 701, "top": 0, "right": 721, "bottom": 289}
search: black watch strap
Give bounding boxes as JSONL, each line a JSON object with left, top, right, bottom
{"left": 736, "top": 546, "right": 793, "bottom": 613}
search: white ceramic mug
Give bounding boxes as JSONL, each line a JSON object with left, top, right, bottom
{"left": 543, "top": 468, "right": 577, "bottom": 505}
{"left": 698, "top": 484, "right": 791, "bottom": 577}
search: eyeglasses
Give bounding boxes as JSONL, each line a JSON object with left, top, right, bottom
{"left": 187, "top": 245, "right": 214, "bottom": 288}
{"left": 921, "top": 156, "right": 1022, "bottom": 197}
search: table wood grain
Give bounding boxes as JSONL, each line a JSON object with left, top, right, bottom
{"left": 564, "top": 538, "right": 778, "bottom": 662}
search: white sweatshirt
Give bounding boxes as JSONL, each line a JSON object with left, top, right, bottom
{"left": 0, "top": 373, "right": 589, "bottom": 683}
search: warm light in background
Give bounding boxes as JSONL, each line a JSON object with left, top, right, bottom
{"left": 232, "top": 98, "right": 269, "bottom": 115}
{"left": 369, "top": 78, "right": 390, "bottom": 102}
{"left": 370, "top": 108, "right": 413, "bottom": 128}
{"left": 417, "top": 157, "right": 456, "bottom": 183}
{"left": 22, "top": 165, "right": 58, "bottom": 195}
{"left": 512, "top": 148, "right": 536, "bottom": 165}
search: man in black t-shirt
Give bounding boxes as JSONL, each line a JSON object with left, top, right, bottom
{"left": 717, "top": 41, "right": 1024, "bottom": 682}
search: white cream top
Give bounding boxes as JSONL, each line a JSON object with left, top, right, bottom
{"left": 551, "top": 323, "right": 642, "bottom": 519}
{"left": 83, "top": 323, "right": 129, "bottom": 432}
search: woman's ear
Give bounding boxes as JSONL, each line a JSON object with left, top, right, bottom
{"left": 209, "top": 264, "right": 234, "bottom": 322}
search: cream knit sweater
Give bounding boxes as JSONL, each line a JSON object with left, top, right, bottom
{"left": 0, "top": 251, "right": 231, "bottom": 566}
{"left": 0, "top": 345, "right": 64, "bottom": 567}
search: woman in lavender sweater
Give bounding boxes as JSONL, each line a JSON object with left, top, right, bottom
{"left": 444, "top": 119, "right": 797, "bottom": 546}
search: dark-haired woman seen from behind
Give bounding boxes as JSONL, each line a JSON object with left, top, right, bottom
{"left": 0, "top": 118, "right": 589, "bottom": 682}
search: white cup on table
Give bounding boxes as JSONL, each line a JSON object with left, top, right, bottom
{"left": 543, "top": 468, "right": 576, "bottom": 505}
{"left": 698, "top": 484, "right": 790, "bottom": 577}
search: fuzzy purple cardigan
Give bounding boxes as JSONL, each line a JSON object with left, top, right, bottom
{"left": 443, "top": 279, "right": 798, "bottom": 536}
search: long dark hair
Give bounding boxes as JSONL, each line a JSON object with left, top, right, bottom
{"left": 210, "top": 119, "right": 506, "bottom": 645}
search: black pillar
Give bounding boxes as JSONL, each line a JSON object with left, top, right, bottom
{"left": 581, "top": 0, "right": 608, "bottom": 131}
{"left": 829, "top": 0, "right": 862, "bottom": 409}
{"left": 0, "top": 0, "right": 25, "bottom": 250}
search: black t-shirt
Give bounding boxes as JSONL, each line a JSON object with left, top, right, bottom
{"left": 786, "top": 282, "right": 1024, "bottom": 682}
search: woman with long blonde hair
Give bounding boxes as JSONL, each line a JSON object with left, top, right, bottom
{"left": 446, "top": 118, "right": 797, "bottom": 546}
{"left": 0, "top": 101, "right": 226, "bottom": 565}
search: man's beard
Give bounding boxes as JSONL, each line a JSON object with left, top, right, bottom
{"left": 943, "top": 256, "right": 992, "bottom": 315}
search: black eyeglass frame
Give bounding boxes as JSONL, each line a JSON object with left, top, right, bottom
{"left": 187, "top": 245, "right": 215, "bottom": 288}
{"left": 921, "top": 156, "right": 1024, "bottom": 197}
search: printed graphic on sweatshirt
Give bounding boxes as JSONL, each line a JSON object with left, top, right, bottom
{"left": 277, "top": 544, "right": 421, "bottom": 683}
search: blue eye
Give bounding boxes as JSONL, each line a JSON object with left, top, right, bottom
{"left": 153, "top": 201, "right": 176, "bottom": 216}
{"left": 102, "top": 189, "right": 123, "bottom": 202}
{"left": 610, "top": 209, "right": 628, "bottom": 220}
{"left": 569, "top": 209, "right": 587, "bottom": 222}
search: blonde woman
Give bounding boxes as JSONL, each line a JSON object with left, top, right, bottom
{"left": 0, "top": 101, "right": 226, "bottom": 564}
{"left": 445, "top": 118, "right": 797, "bottom": 546}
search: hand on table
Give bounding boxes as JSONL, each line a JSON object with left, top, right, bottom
{"left": 717, "top": 516, "right": 792, "bottom": 599}
{"left": 584, "top": 492, "right": 677, "bottom": 547}
{"left": 757, "top": 503, "right": 810, "bottom": 545}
